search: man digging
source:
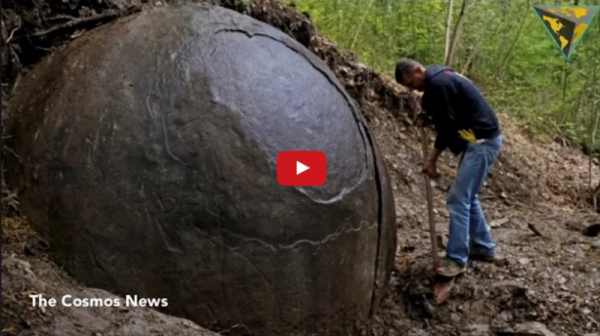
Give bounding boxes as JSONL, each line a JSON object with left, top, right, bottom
{"left": 395, "top": 58, "right": 503, "bottom": 278}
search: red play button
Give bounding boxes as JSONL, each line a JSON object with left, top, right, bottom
{"left": 277, "top": 151, "right": 327, "bottom": 186}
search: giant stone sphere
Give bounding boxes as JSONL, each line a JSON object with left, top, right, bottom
{"left": 5, "top": 4, "right": 397, "bottom": 335}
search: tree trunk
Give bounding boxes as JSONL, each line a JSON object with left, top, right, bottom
{"left": 350, "top": 0, "right": 375, "bottom": 50}
{"left": 562, "top": 60, "right": 570, "bottom": 103}
{"left": 411, "top": 0, "right": 417, "bottom": 59}
{"left": 592, "top": 99, "right": 600, "bottom": 210}
{"left": 463, "top": 1, "right": 506, "bottom": 77}
{"left": 497, "top": 0, "right": 530, "bottom": 79}
{"left": 427, "top": 13, "right": 433, "bottom": 61}
{"left": 589, "top": 43, "right": 599, "bottom": 205}
{"left": 462, "top": 11, "right": 503, "bottom": 74}
{"left": 590, "top": 102, "right": 598, "bottom": 194}
{"left": 335, "top": 0, "right": 340, "bottom": 39}
{"left": 446, "top": 0, "right": 470, "bottom": 66}
{"left": 575, "top": 80, "right": 588, "bottom": 123}
{"left": 444, "top": 0, "right": 454, "bottom": 64}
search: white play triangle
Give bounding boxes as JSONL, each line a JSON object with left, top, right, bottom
{"left": 296, "top": 161, "right": 310, "bottom": 175}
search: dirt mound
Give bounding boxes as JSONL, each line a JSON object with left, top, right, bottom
{"left": 3, "top": 1, "right": 600, "bottom": 336}
{"left": 2, "top": 216, "right": 218, "bottom": 336}
{"left": 3, "top": 198, "right": 215, "bottom": 335}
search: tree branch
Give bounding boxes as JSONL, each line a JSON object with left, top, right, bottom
{"left": 10, "top": 6, "right": 141, "bottom": 43}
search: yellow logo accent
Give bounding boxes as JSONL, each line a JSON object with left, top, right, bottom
{"left": 533, "top": 5, "right": 599, "bottom": 59}
{"left": 458, "top": 129, "right": 478, "bottom": 144}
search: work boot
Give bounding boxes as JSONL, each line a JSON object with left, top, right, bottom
{"left": 469, "top": 247, "right": 497, "bottom": 262}
{"left": 436, "top": 257, "right": 466, "bottom": 277}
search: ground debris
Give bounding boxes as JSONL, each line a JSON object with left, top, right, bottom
{"left": 528, "top": 223, "right": 544, "bottom": 237}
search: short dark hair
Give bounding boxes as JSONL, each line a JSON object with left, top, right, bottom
{"left": 395, "top": 58, "right": 422, "bottom": 83}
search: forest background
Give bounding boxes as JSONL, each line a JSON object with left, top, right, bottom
{"left": 292, "top": 0, "right": 600, "bottom": 155}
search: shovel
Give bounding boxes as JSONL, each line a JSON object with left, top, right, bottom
{"left": 420, "top": 126, "right": 455, "bottom": 304}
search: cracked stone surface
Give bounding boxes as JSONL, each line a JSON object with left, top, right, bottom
{"left": 4, "top": 4, "right": 396, "bottom": 335}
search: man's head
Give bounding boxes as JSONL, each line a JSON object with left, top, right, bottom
{"left": 395, "top": 58, "right": 426, "bottom": 92}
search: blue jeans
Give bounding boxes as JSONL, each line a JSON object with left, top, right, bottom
{"left": 446, "top": 134, "right": 502, "bottom": 266}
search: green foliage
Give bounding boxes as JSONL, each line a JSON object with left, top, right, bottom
{"left": 292, "top": 0, "right": 600, "bottom": 151}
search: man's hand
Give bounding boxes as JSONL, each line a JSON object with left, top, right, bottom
{"left": 422, "top": 159, "right": 440, "bottom": 178}
{"left": 415, "top": 112, "right": 433, "bottom": 127}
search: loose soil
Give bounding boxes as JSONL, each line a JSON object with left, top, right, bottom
{"left": 2, "top": 1, "right": 600, "bottom": 336}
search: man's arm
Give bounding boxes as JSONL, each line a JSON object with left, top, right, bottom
{"left": 430, "top": 83, "right": 458, "bottom": 156}
{"left": 422, "top": 80, "right": 458, "bottom": 177}
{"left": 423, "top": 147, "right": 442, "bottom": 178}
{"left": 428, "top": 147, "right": 442, "bottom": 164}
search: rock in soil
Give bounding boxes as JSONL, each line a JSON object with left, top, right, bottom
{"left": 497, "top": 322, "right": 556, "bottom": 336}
{"left": 583, "top": 223, "right": 600, "bottom": 237}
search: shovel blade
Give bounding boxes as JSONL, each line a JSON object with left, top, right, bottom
{"left": 434, "top": 277, "right": 455, "bottom": 304}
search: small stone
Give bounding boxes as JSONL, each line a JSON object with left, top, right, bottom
{"left": 495, "top": 257, "right": 510, "bottom": 267}
{"left": 436, "top": 234, "right": 446, "bottom": 250}
{"left": 519, "top": 258, "right": 530, "bottom": 265}
{"left": 490, "top": 217, "right": 509, "bottom": 228}
{"left": 422, "top": 300, "right": 437, "bottom": 317}
{"left": 592, "top": 240, "right": 600, "bottom": 249}
{"left": 493, "top": 280, "right": 527, "bottom": 296}
{"left": 466, "top": 324, "right": 489, "bottom": 336}
{"left": 498, "top": 310, "right": 513, "bottom": 322}
{"left": 513, "top": 322, "right": 555, "bottom": 336}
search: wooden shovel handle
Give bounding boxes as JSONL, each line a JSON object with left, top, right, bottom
{"left": 420, "top": 127, "right": 439, "bottom": 271}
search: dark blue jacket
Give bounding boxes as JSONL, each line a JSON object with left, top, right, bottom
{"left": 422, "top": 65, "right": 501, "bottom": 155}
